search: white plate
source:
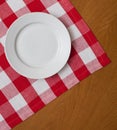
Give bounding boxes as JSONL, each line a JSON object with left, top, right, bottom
{"left": 5, "top": 13, "right": 71, "bottom": 79}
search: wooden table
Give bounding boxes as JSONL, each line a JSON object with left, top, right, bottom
{"left": 13, "top": 0, "right": 117, "bottom": 129}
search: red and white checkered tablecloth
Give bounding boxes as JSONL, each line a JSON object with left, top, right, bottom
{"left": 0, "top": 0, "right": 110, "bottom": 129}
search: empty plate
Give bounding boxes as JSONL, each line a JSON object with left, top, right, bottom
{"left": 5, "top": 13, "right": 71, "bottom": 79}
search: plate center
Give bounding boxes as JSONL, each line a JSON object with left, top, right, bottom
{"left": 16, "top": 23, "right": 58, "bottom": 67}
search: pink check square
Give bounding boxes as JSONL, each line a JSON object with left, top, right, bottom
{"left": 59, "top": 13, "right": 73, "bottom": 27}
{"left": 0, "top": 120, "right": 11, "bottom": 130}
{"left": 21, "top": 86, "right": 38, "bottom": 103}
{"left": 72, "top": 36, "right": 89, "bottom": 53}
{"left": 0, "top": 21, "right": 7, "bottom": 38}
{"left": 86, "top": 59, "right": 102, "bottom": 73}
{"left": 91, "top": 42, "right": 105, "bottom": 57}
{"left": 0, "top": 102, "right": 15, "bottom": 118}
{"left": 68, "top": 54, "right": 84, "bottom": 71}
{"left": 17, "top": 105, "right": 33, "bottom": 120}
{"left": 40, "top": 0, "right": 57, "bottom": 8}
{"left": 15, "top": 6, "right": 30, "bottom": 17}
{"left": 40, "top": 89, "right": 56, "bottom": 104}
{"left": 1, "top": 83, "right": 19, "bottom": 99}
{"left": 0, "top": 2, "right": 13, "bottom": 19}
{"left": 46, "top": 75, "right": 61, "bottom": 86}
{"left": 76, "top": 19, "right": 90, "bottom": 34}
{"left": 59, "top": 0, "right": 74, "bottom": 12}
{"left": 5, "top": 67, "right": 20, "bottom": 81}
{"left": 63, "top": 73, "right": 79, "bottom": 89}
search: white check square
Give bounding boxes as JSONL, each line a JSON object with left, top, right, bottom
{"left": 7, "top": 0, "right": 25, "bottom": 12}
{"left": 0, "top": 114, "right": 4, "bottom": 121}
{"left": 68, "top": 24, "right": 82, "bottom": 41}
{"left": 9, "top": 94, "right": 27, "bottom": 111}
{"left": 79, "top": 47, "right": 96, "bottom": 64}
{"left": 47, "top": 2, "right": 66, "bottom": 17}
{"left": 58, "top": 64, "right": 73, "bottom": 79}
{"left": 0, "top": 71, "right": 11, "bottom": 89}
{"left": 32, "top": 79, "right": 50, "bottom": 95}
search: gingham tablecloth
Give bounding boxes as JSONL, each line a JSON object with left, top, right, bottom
{"left": 0, "top": 0, "right": 110, "bottom": 129}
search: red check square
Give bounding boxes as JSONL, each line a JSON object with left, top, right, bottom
{"left": 13, "top": 76, "right": 31, "bottom": 92}
{"left": 0, "top": 44, "right": 4, "bottom": 56}
{"left": 98, "top": 53, "right": 111, "bottom": 67}
{"left": 69, "top": 46, "right": 78, "bottom": 58}
{"left": 51, "top": 80, "right": 68, "bottom": 96}
{"left": 24, "top": 0, "right": 36, "bottom": 5}
{"left": 0, "top": 91, "right": 7, "bottom": 106}
{"left": 0, "top": 54, "right": 10, "bottom": 69}
{"left": 74, "top": 65, "right": 90, "bottom": 81}
{"left": 28, "top": 97, "right": 45, "bottom": 112}
{"left": 3, "top": 13, "right": 17, "bottom": 27}
{"left": 5, "top": 113, "right": 22, "bottom": 128}
{"left": 83, "top": 31, "right": 98, "bottom": 46}
{"left": 46, "top": 74, "right": 61, "bottom": 86}
{"left": 27, "top": 0, "right": 45, "bottom": 12}
{"left": 68, "top": 8, "right": 82, "bottom": 23}
{"left": 0, "top": 0, "right": 5, "bottom": 5}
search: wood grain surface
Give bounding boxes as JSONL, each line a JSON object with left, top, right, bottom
{"left": 13, "top": 0, "right": 117, "bottom": 130}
